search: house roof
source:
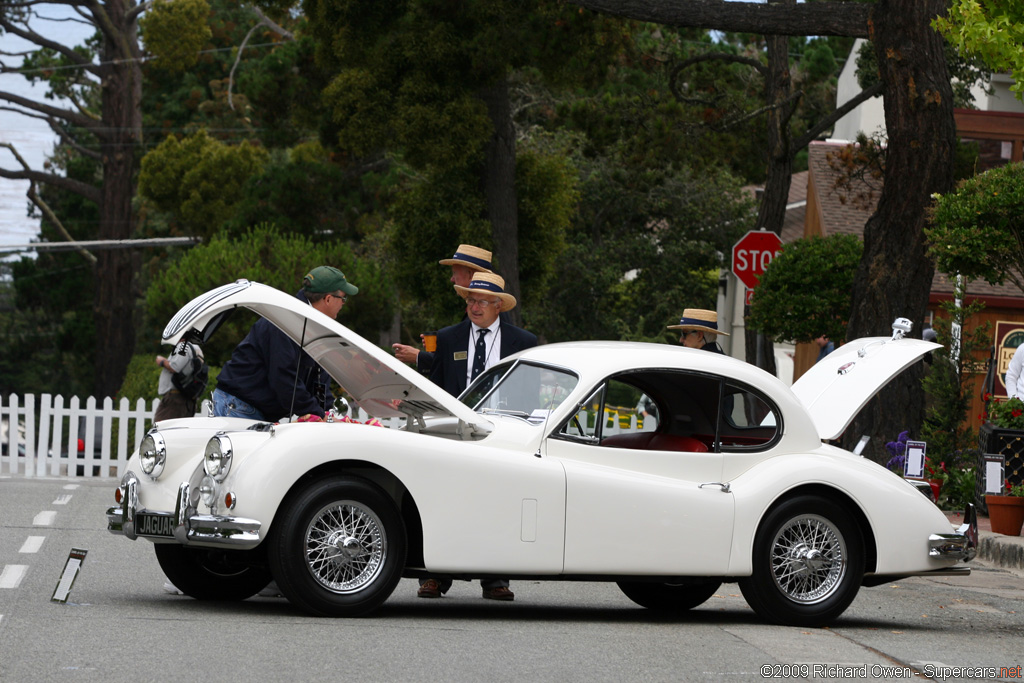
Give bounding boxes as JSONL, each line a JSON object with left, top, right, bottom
{"left": 805, "top": 140, "right": 1024, "bottom": 303}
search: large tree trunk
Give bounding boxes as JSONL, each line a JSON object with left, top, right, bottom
{"left": 479, "top": 79, "right": 523, "bottom": 327}
{"left": 841, "top": 0, "right": 955, "bottom": 461}
{"left": 745, "top": 17, "right": 792, "bottom": 376}
{"left": 92, "top": 0, "right": 143, "bottom": 398}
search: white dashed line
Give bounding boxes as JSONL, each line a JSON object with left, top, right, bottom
{"left": 53, "top": 494, "right": 72, "bottom": 505}
{"left": 0, "top": 566, "right": 28, "bottom": 589}
{"left": 33, "top": 511, "right": 57, "bottom": 526}
{"left": 19, "top": 536, "right": 45, "bottom": 554}
{"left": 63, "top": 484, "right": 79, "bottom": 490}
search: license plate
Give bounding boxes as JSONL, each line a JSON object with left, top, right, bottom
{"left": 136, "top": 512, "right": 176, "bottom": 538}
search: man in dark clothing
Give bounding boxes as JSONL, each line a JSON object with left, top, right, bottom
{"left": 392, "top": 243, "right": 499, "bottom": 373}
{"left": 213, "top": 266, "right": 358, "bottom": 422}
{"left": 416, "top": 271, "right": 537, "bottom": 602}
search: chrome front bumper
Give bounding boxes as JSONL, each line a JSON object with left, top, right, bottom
{"left": 927, "top": 503, "right": 978, "bottom": 562}
{"left": 106, "top": 473, "right": 262, "bottom": 549}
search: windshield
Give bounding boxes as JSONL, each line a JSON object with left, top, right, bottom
{"left": 461, "top": 361, "right": 579, "bottom": 423}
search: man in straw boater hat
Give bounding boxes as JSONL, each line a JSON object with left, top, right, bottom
{"left": 667, "top": 308, "right": 729, "bottom": 354}
{"left": 392, "top": 244, "right": 509, "bottom": 372}
{"left": 415, "top": 270, "right": 537, "bottom": 602}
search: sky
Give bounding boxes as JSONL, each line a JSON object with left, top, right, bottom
{"left": 0, "top": 6, "right": 94, "bottom": 252}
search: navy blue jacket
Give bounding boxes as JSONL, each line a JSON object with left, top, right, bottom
{"left": 215, "top": 292, "right": 329, "bottom": 419}
{"left": 428, "top": 318, "right": 538, "bottom": 396}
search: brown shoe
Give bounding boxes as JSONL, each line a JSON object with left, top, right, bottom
{"left": 417, "top": 579, "right": 442, "bottom": 598}
{"left": 482, "top": 586, "right": 515, "bottom": 601}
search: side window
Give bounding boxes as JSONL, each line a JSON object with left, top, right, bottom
{"left": 718, "top": 381, "right": 780, "bottom": 450}
{"left": 559, "top": 384, "right": 605, "bottom": 441}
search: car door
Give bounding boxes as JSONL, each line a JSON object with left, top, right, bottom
{"left": 544, "top": 372, "right": 736, "bottom": 575}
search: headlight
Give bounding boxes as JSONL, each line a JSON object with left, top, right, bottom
{"left": 139, "top": 431, "right": 166, "bottom": 478}
{"left": 204, "top": 434, "right": 233, "bottom": 482}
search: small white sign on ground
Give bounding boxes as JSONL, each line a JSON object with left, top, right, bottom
{"left": 51, "top": 548, "right": 87, "bottom": 604}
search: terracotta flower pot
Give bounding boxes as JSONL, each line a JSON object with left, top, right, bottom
{"left": 985, "top": 495, "right": 1024, "bottom": 536}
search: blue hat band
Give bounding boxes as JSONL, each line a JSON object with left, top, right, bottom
{"left": 468, "top": 280, "right": 504, "bottom": 294}
{"left": 452, "top": 252, "right": 492, "bottom": 270}
{"left": 677, "top": 316, "right": 717, "bottom": 331}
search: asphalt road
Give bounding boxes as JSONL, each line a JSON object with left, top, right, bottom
{"left": 1, "top": 477, "right": 1023, "bottom": 683}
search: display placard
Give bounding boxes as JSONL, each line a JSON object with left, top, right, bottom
{"left": 904, "top": 440, "right": 927, "bottom": 479}
{"left": 984, "top": 454, "right": 1006, "bottom": 495}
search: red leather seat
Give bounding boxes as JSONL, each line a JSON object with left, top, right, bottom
{"left": 602, "top": 432, "right": 708, "bottom": 452}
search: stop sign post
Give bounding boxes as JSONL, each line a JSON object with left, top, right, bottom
{"left": 732, "top": 230, "right": 783, "bottom": 303}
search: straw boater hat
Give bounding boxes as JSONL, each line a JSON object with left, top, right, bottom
{"left": 667, "top": 308, "right": 729, "bottom": 336}
{"left": 438, "top": 244, "right": 495, "bottom": 273}
{"left": 453, "top": 272, "right": 517, "bottom": 311}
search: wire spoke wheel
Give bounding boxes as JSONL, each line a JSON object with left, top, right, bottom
{"left": 770, "top": 514, "right": 846, "bottom": 604}
{"left": 269, "top": 477, "right": 406, "bottom": 617}
{"left": 305, "top": 500, "right": 387, "bottom": 593}
{"left": 739, "top": 495, "right": 864, "bottom": 627}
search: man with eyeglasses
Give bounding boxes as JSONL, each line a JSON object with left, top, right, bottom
{"left": 392, "top": 243, "right": 510, "bottom": 373}
{"left": 416, "top": 271, "right": 537, "bottom": 602}
{"left": 212, "top": 266, "right": 358, "bottom": 422}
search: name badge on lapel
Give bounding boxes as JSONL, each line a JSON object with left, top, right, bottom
{"left": 454, "top": 351, "right": 468, "bottom": 361}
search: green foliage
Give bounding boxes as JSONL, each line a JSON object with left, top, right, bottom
{"left": 142, "top": 225, "right": 394, "bottom": 365}
{"left": 140, "top": 0, "right": 212, "bottom": 73}
{"left": 920, "top": 288, "right": 989, "bottom": 475}
{"left": 747, "top": 235, "right": 863, "bottom": 343}
{"left": 537, "top": 146, "right": 753, "bottom": 343}
{"left": 926, "top": 162, "right": 1024, "bottom": 293}
{"left": 933, "top": 0, "right": 1024, "bottom": 99}
{"left": 227, "top": 153, "right": 398, "bottom": 241}
{"left": 138, "top": 129, "right": 269, "bottom": 239}
{"left": 984, "top": 396, "right": 1024, "bottom": 430}
{"left": 939, "top": 465, "right": 978, "bottom": 510}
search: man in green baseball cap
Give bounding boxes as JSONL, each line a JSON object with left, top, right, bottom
{"left": 212, "top": 265, "right": 358, "bottom": 422}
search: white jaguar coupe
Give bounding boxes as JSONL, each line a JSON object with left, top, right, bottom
{"left": 107, "top": 280, "right": 977, "bottom": 626}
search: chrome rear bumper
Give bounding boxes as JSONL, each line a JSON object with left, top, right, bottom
{"left": 927, "top": 503, "right": 978, "bottom": 562}
{"left": 106, "top": 473, "right": 262, "bottom": 549}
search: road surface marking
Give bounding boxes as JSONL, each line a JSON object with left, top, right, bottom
{"left": 53, "top": 494, "right": 72, "bottom": 505}
{"left": 33, "top": 511, "right": 56, "bottom": 526}
{"left": 0, "top": 565, "right": 28, "bottom": 589}
{"left": 19, "top": 536, "right": 44, "bottom": 553}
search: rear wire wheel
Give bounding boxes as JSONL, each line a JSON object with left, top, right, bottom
{"left": 739, "top": 495, "right": 865, "bottom": 627}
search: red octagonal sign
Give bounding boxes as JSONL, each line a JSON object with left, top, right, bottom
{"left": 732, "top": 230, "right": 783, "bottom": 290}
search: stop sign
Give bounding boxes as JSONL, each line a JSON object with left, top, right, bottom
{"left": 732, "top": 230, "right": 783, "bottom": 290}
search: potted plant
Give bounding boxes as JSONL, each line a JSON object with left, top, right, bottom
{"left": 985, "top": 482, "right": 1024, "bottom": 536}
{"left": 977, "top": 394, "right": 1024, "bottom": 515}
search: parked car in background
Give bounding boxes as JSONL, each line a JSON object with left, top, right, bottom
{"left": 107, "top": 281, "right": 977, "bottom": 627}
{"left": 1, "top": 418, "right": 27, "bottom": 458}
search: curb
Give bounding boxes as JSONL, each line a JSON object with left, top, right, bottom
{"left": 977, "top": 531, "right": 1024, "bottom": 571}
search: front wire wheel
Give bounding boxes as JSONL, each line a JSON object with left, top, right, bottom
{"left": 269, "top": 477, "right": 406, "bottom": 617}
{"left": 739, "top": 495, "right": 864, "bottom": 627}
{"left": 305, "top": 499, "right": 387, "bottom": 593}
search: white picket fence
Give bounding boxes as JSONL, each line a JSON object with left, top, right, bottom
{"left": 1, "top": 393, "right": 650, "bottom": 479}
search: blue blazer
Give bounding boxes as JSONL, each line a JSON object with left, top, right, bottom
{"left": 428, "top": 319, "right": 538, "bottom": 396}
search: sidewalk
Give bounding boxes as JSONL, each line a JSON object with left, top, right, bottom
{"left": 946, "top": 510, "right": 1024, "bottom": 572}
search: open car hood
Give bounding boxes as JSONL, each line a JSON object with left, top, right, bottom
{"left": 790, "top": 335, "right": 940, "bottom": 441}
{"left": 162, "top": 280, "right": 487, "bottom": 426}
